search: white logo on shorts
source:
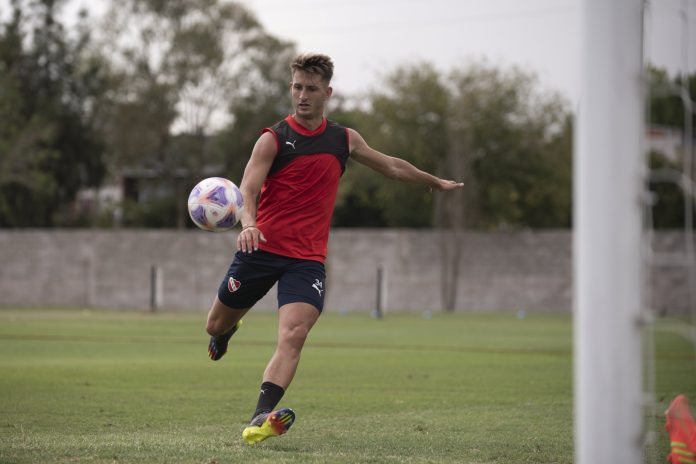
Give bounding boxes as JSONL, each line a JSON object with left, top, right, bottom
{"left": 312, "top": 279, "right": 323, "bottom": 297}
{"left": 228, "top": 277, "right": 241, "bottom": 293}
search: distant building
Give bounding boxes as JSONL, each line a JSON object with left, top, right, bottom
{"left": 647, "top": 125, "right": 690, "bottom": 162}
{"left": 74, "top": 163, "right": 224, "bottom": 226}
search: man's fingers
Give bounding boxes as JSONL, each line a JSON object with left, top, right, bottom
{"left": 442, "top": 180, "right": 464, "bottom": 190}
{"left": 432, "top": 180, "right": 464, "bottom": 191}
{"left": 237, "top": 228, "right": 266, "bottom": 253}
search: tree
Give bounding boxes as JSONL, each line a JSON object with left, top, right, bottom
{"left": 648, "top": 66, "right": 696, "bottom": 133}
{"left": 442, "top": 63, "right": 571, "bottom": 310}
{"left": 93, "top": 0, "right": 295, "bottom": 228}
{"left": 0, "top": 0, "right": 106, "bottom": 227}
{"left": 212, "top": 34, "right": 296, "bottom": 187}
{"left": 444, "top": 63, "right": 572, "bottom": 230}
{"left": 333, "top": 62, "right": 571, "bottom": 231}
{"left": 648, "top": 151, "right": 688, "bottom": 229}
{"left": 330, "top": 97, "right": 390, "bottom": 227}
{"left": 335, "top": 61, "right": 572, "bottom": 309}
{"left": 332, "top": 63, "right": 449, "bottom": 228}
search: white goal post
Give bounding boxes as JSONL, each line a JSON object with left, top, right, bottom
{"left": 575, "top": 0, "right": 645, "bottom": 462}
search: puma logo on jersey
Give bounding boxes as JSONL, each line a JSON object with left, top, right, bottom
{"left": 286, "top": 140, "right": 297, "bottom": 149}
{"left": 312, "top": 279, "right": 323, "bottom": 297}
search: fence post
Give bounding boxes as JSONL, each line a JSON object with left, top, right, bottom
{"left": 150, "top": 265, "right": 161, "bottom": 312}
{"left": 374, "top": 266, "right": 384, "bottom": 319}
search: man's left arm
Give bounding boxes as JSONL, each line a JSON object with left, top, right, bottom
{"left": 347, "top": 128, "right": 464, "bottom": 191}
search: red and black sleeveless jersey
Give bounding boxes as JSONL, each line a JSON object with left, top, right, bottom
{"left": 256, "top": 115, "right": 350, "bottom": 263}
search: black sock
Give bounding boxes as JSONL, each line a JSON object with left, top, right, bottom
{"left": 251, "top": 381, "right": 284, "bottom": 420}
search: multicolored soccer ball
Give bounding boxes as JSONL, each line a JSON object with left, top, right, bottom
{"left": 187, "top": 177, "right": 243, "bottom": 232}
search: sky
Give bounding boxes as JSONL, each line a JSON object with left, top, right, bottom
{"left": 2, "top": 0, "right": 696, "bottom": 106}
{"left": 242, "top": 0, "right": 585, "bottom": 102}
{"left": 237, "top": 0, "right": 696, "bottom": 106}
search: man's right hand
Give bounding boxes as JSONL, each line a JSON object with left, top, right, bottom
{"left": 237, "top": 226, "right": 267, "bottom": 253}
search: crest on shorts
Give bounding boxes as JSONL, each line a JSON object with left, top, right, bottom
{"left": 228, "top": 277, "right": 241, "bottom": 293}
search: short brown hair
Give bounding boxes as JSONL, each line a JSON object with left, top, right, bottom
{"left": 290, "top": 53, "right": 334, "bottom": 83}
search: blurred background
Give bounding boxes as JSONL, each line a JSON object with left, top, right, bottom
{"left": 1, "top": 4, "right": 694, "bottom": 462}
{"left": 0, "top": 0, "right": 692, "bottom": 232}
{"left": 0, "top": 0, "right": 694, "bottom": 314}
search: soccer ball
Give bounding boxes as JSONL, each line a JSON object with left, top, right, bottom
{"left": 187, "top": 177, "right": 244, "bottom": 232}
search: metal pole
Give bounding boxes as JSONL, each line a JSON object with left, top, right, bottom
{"left": 374, "top": 266, "right": 383, "bottom": 319}
{"left": 575, "top": 0, "right": 645, "bottom": 462}
{"left": 150, "top": 265, "right": 159, "bottom": 312}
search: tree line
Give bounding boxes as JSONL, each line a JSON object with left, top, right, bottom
{"left": 0, "top": 0, "right": 690, "bottom": 230}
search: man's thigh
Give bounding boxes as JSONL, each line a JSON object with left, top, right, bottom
{"left": 277, "top": 259, "right": 326, "bottom": 312}
{"left": 217, "top": 250, "right": 281, "bottom": 310}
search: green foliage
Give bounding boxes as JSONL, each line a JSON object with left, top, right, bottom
{"left": 648, "top": 151, "right": 693, "bottom": 229}
{"left": 0, "top": 0, "right": 574, "bottom": 230}
{"left": 0, "top": 1, "right": 106, "bottom": 227}
{"left": 648, "top": 66, "right": 696, "bottom": 131}
{"left": 333, "top": 62, "right": 572, "bottom": 229}
{"left": 647, "top": 66, "right": 696, "bottom": 229}
{"left": 213, "top": 34, "right": 296, "bottom": 184}
{"left": 120, "top": 195, "right": 178, "bottom": 228}
{"left": 94, "top": 0, "right": 295, "bottom": 227}
{"left": 0, "top": 3, "right": 577, "bottom": 230}
{"left": 447, "top": 64, "right": 572, "bottom": 229}
{"left": 334, "top": 64, "right": 449, "bottom": 228}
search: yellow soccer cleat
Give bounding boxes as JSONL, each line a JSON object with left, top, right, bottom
{"left": 242, "top": 408, "right": 296, "bottom": 445}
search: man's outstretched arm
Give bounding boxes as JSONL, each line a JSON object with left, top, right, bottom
{"left": 347, "top": 128, "right": 464, "bottom": 191}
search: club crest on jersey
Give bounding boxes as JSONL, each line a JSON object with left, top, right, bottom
{"left": 228, "top": 277, "right": 241, "bottom": 293}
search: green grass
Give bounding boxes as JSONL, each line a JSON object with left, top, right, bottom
{"left": 0, "top": 308, "right": 693, "bottom": 463}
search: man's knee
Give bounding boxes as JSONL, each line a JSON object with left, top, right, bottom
{"left": 206, "top": 319, "right": 224, "bottom": 336}
{"left": 280, "top": 323, "right": 311, "bottom": 347}
{"left": 277, "top": 302, "right": 319, "bottom": 350}
{"left": 206, "top": 306, "right": 224, "bottom": 335}
{"left": 206, "top": 298, "right": 247, "bottom": 336}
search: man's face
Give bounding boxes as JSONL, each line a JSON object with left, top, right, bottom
{"left": 290, "top": 70, "right": 332, "bottom": 120}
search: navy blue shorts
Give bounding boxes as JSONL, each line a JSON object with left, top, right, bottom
{"left": 217, "top": 250, "right": 326, "bottom": 312}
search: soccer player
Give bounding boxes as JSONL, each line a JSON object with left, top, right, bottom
{"left": 205, "top": 52, "right": 464, "bottom": 444}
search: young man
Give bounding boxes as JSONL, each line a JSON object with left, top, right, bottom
{"left": 205, "top": 53, "right": 463, "bottom": 445}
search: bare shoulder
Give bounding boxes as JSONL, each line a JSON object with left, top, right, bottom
{"left": 252, "top": 130, "right": 279, "bottom": 159}
{"left": 346, "top": 128, "right": 396, "bottom": 175}
{"left": 346, "top": 128, "right": 369, "bottom": 157}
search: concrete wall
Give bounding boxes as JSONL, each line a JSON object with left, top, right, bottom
{"left": 0, "top": 229, "right": 690, "bottom": 313}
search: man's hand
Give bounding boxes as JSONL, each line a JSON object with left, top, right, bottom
{"left": 432, "top": 179, "right": 464, "bottom": 191}
{"left": 237, "top": 226, "right": 267, "bottom": 253}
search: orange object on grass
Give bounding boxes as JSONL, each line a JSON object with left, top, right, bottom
{"left": 665, "top": 395, "right": 696, "bottom": 464}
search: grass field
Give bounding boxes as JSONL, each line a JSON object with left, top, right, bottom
{"left": 0, "top": 308, "right": 694, "bottom": 464}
